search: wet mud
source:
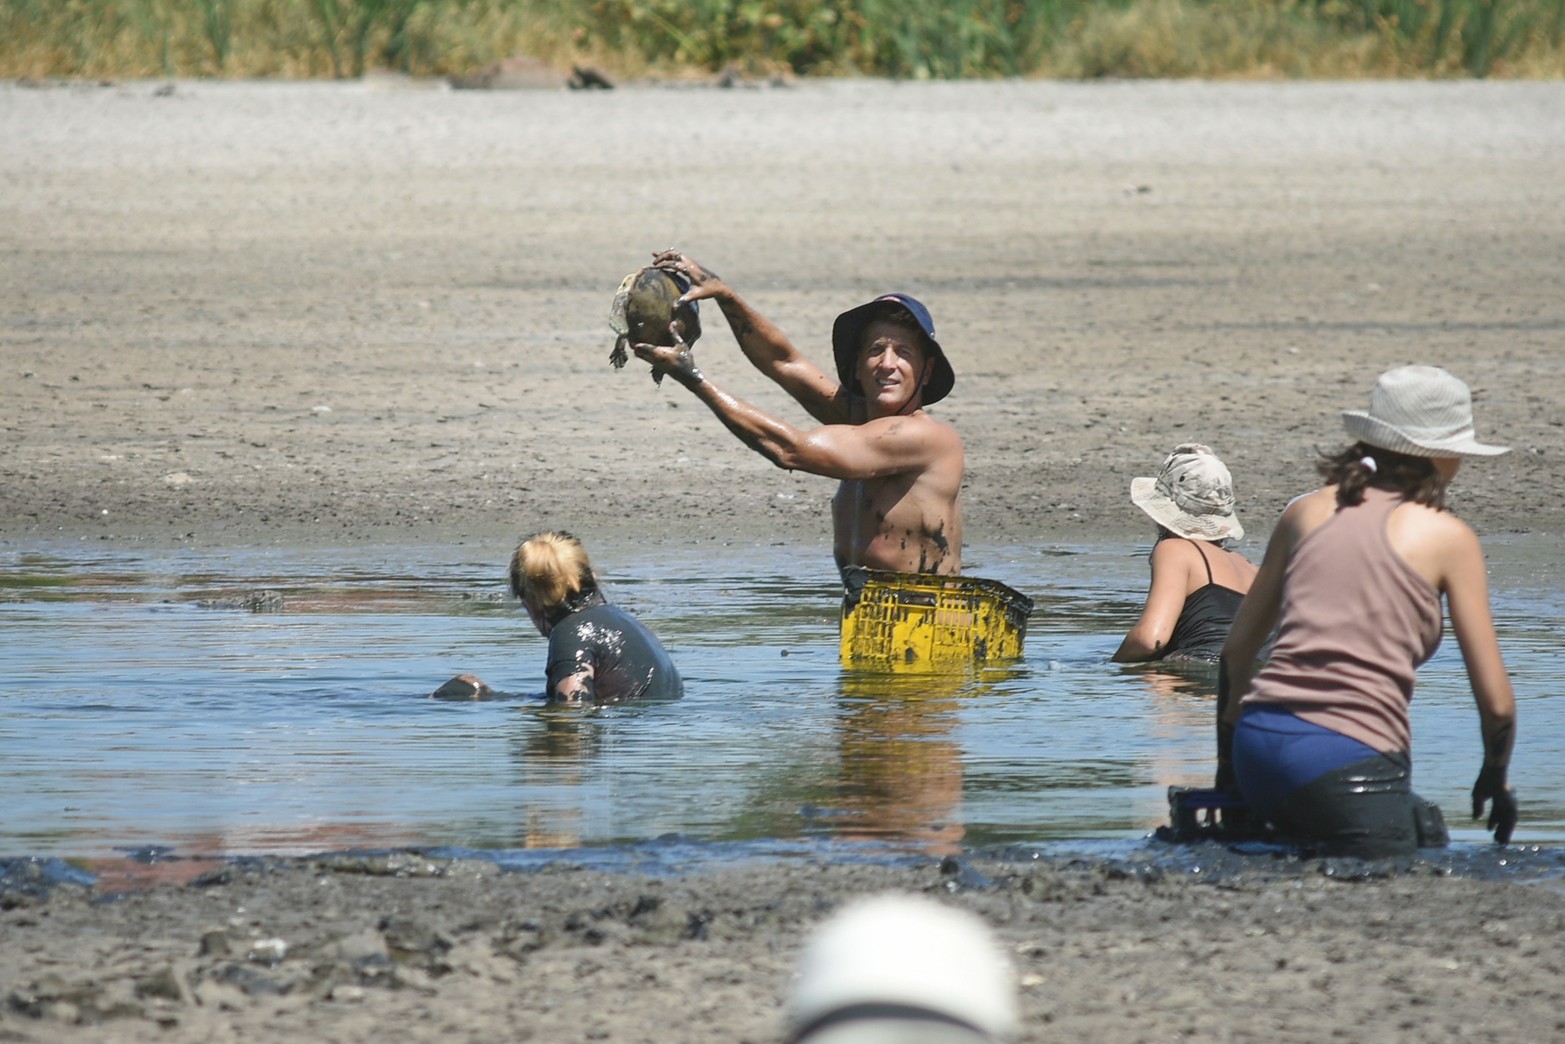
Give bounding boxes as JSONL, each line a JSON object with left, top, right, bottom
{"left": 3, "top": 846, "right": 1564, "bottom": 1042}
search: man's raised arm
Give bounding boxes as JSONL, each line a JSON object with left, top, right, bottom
{"left": 650, "top": 251, "right": 849, "bottom": 425}
{"left": 632, "top": 328, "right": 941, "bottom": 481}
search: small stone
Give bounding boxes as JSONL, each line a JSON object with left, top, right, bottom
{"left": 332, "top": 929, "right": 389, "bottom": 964}
{"left": 380, "top": 916, "right": 453, "bottom": 970}
{"left": 135, "top": 964, "right": 191, "bottom": 1004}
{"left": 248, "top": 938, "right": 288, "bottom": 964}
{"left": 199, "top": 929, "right": 232, "bottom": 957}
{"left": 193, "top": 980, "right": 247, "bottom": 1011}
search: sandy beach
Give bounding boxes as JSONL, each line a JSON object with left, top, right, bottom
{"left": 2, "top": 76, "right": 1564, "bottom": 1041}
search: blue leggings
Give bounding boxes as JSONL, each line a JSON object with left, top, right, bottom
{"left": 1233, "top": 704, "right": 1432, "bottom": 858}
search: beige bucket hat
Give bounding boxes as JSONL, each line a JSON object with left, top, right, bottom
{"left": 1130, "top": 443, "right": 1244, "bottom": 542}
{"left": 1342, "top": 365, "right": 1508, "bottom": 458}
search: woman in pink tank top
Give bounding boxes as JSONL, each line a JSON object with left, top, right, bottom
{"left": 1217, "top": 366, "right": 1517, "bottom": 859}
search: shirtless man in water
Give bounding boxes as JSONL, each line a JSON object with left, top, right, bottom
{"left": 632, "top": 251, "right": 963, "bottom": 576}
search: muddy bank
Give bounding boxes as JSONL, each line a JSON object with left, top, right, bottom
{"left": 3, "top": 850, "right": 1565, "bottom": 1042}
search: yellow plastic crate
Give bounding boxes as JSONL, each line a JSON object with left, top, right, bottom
{"left": 839, "top": 567, "right": 1034, "bottom": 669}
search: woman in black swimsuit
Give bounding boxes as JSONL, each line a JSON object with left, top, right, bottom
{"left": 1113, "top": 444, "right": 1258, "bottom": 663}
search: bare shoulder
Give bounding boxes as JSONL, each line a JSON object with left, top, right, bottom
{"left": 1387, "top": 501, "right": 1484, "bottom": 589}
{"left": 1391, "top": 500, "right": 1481, "bottom": 552}
{"left": 1222, "top": 545, "right": 1261, "bottom": 583}
{"left": 1391, "top": 498, "right": 1473, "bottom": 530}
{"left": 922, "top": 410, "right": 963, "bottom": 446}
{"left": 1150, "top": 536, "right": 1197, "bottom": 566}
{"left": 908, "top": 408, "right": 958, "bottom": 432}
{"left": 1223, "top": 545, "right": 1258, "bottom": 568}
{"left": 865, "top": 409, "right": 962, "bottom": 445}
{"left": 1280, "top": 486, "right": 1336, "bottom": 539}
{"left": 1148, "top": 537, "right": 1203, "bottom": 584}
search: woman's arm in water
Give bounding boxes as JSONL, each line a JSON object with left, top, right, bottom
{"left": 549, "top": 663, "right": 595, "bottom": 703}
{"left": 1440, "top": 520, "right": 1518, "bottom": 843}
{"left": 1112, "top": 539, "right": 1194, "bottom": 662}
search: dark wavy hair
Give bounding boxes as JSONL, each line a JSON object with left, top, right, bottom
{"left": 1317, "top": 441, "right": 1446, "bottom": 510}
{"left": 870, "top": 305, "right": 929, "bottom": 344}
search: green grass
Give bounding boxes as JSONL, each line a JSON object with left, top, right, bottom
{"left": 2, "top": 0, "right": 1561, "bottom": 80}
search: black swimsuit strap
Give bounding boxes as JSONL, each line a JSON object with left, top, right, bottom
{"left": 1187, "top": 538, "right": 1216, "bottom": 585}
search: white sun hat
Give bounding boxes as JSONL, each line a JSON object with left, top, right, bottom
{"left": 788, "top": 894, "right": 1018, "bottom": 1044}
{"left": 1342, "top": 365, "right": 1509, "bottom": 458}
{"left": 1130, "top": 443, "right": 1244, "bottom": 542}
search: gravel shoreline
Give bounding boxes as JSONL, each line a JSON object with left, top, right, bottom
{"left": 4, "top": 849, "right": 1565, "bottom": 1042}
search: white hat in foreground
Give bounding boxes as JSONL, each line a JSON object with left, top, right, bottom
{"left": 1341, "top": 364, "right": 1508, "bottom": 458}
{"left": 788, "top": 893, "right": 1018, "bottom": 1044}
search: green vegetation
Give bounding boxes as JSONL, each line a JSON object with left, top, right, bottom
{"left": 2, "top": 0, "right": 1561, "bottom": 80}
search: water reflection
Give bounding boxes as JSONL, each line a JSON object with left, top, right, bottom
{"left": 832, "top": 671, "right": 971, "bottom": 854}
{"left": 512, "top": 703, "right": 601, "bottom": 849}
{"left": 1122, "top": 661, "right": 1220, "bottom": 702}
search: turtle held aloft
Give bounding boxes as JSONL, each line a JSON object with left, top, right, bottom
{"left": 608, "top": 267, "right": 701, "bottom": 382}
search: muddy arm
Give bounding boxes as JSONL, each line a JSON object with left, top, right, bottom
{"left": 652, "top": 251, "right": 849, "bottom": 425}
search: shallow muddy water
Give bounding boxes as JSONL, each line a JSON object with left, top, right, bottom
{"left": 1, "top": 536, "right": 1560, "bottom": 870}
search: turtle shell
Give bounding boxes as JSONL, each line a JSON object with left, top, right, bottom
{"left": 608, "top": 267, "right": 701, "bottom": 372}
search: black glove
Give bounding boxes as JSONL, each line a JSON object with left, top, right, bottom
{"left": 1471, "top": 765, "right": 1518, "bottom": 845}
{"left": 1214, "top": 655, "right": 1237, "bottom": 793}
{"left": 1215, "top": 719, "right": 1237, "bottom": 794}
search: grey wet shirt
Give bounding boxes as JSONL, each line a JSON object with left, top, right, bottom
{"left": 545, "top": 600, "right": 682, "bottom": 702}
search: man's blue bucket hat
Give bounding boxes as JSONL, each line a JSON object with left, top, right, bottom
{"left": 831, "top": 293, "right": 955, "bottom": 406}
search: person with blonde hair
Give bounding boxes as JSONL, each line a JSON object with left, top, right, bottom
{"left": 1219, "top": 365, "right": 1518, "bottom": 857}
{"left": 504, "top": 530, "right": 681, "bottom": 703}
{"left": 1113, "top": 443, "right": 1257, "bottom": 663}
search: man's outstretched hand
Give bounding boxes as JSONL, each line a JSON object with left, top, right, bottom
{"left": 1472, "top": 764, "right": 1518, "bottom": 845}
{"left": 633, "top": 322, "right": 706, "bottom": 389}
{"left": 652, "top": 250, "right": 726, "bottom": 307}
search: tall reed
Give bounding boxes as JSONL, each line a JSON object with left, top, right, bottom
{"left": 1304, "top": 0, "right": 1558, "bottom": 76}
{"left": 2, "top": 0, "right": 1562, "bottom": 80}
